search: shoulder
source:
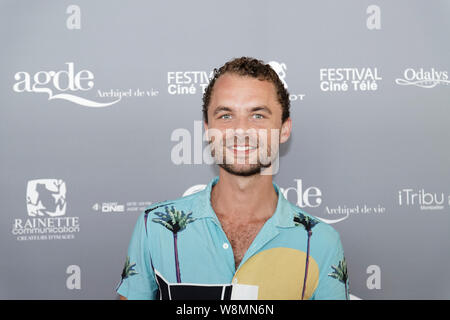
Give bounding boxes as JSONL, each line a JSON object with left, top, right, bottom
{"left": 143, "top": 191, "right": 200, "bottom": 215}
{"left": 136, "top": 191, "right": 203, "bottom": 232}
{"left": 287, "top": 201, "right": 342, "bottom": 246}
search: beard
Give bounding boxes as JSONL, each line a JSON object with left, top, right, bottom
{"left": 218, "top": 159, "right": 272, "bottom": 177}
{"left": 208, "top": 132, "right": 279, "bottom": 177}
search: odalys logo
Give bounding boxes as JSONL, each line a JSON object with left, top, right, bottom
{"left": 395, "top": 68, "right": 449, "bottom": 88}
{"left": 13, "top": 62, "right": 120, "bottom": 107}
{"left": 11, "top": 179, "right": 80, "bottom": 241}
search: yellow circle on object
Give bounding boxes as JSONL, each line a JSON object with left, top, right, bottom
{"left": 232, "top": 247, "right": 319, "bottom": 300}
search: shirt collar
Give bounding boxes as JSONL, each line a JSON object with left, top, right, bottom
{"left": 194, "top": 176, "right": 296, "bottom": 228}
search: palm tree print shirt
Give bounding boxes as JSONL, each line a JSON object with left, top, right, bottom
{"left": 116, "top": 176, "right": 349, "bottom": 300}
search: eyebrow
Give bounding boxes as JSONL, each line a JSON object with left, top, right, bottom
{"left": 250, "top": 106, "right": 272, "bottom": 115}
{"left": 212, "top": 106, "right": 233, "bottom": 116}
{"left": 212, "top": 105, "right": 272, "bottom": 116}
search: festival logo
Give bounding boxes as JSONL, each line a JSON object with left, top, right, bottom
{"left": 167, "top": 61, "right": 305, "bottom": 101}
{"left": 319, "top": 67, "right": 382, "bottom": 92}
{"left": 167, "top": 70, "right": 213, "bottom": 95}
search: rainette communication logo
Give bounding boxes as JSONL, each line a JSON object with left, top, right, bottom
{"left": 395, "top": 68, "right": 449, "bottom": 88}
{"left": 13, "top": 62, "right": 159, "bottom": 107}
{"left": 11, "top": 179, "right": 80, "bottom": 241}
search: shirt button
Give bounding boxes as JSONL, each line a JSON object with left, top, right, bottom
{"left": 223, "top": 243, "right": 229, "bottom": 250}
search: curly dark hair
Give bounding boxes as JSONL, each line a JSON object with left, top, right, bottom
{"left": 202, "top": 57, "right": 290, "bottom": 124}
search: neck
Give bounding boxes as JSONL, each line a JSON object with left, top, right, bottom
{"left": 210, "top": 168, "right": 278, "bottom": 223}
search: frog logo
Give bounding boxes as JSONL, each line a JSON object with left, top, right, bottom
{"left": 268, "top": 61, "right": 288, "bottom": 89}
{"left": 26, "top": 179, "right": 67, "bottom": 217}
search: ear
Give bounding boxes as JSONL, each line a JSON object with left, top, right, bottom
{"left": 280, "top": 117, "right": 292, "bottom": 144}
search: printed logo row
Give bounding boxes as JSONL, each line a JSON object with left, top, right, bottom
{"left": 12, "top": 62, "right": 449, "bottom": 107}
{"left": 11, "top": 178, "right": 449, "bottom": 242}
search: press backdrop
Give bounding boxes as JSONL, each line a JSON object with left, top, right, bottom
{"left": 1, "top": 0, "right": 449, "bottom": 299}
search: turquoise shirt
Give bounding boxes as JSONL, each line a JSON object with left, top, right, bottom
{"left": 116, "top": 176, "right": 349, "bottom": 300}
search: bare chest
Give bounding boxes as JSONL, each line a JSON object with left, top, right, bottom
{"left": 220, "top": 219, "right": 265, "bottom": 270}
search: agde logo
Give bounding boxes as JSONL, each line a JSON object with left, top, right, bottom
{"left": 13, "top": 62, "right": 120, "bottom": 107}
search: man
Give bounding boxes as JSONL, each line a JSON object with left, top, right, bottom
{"left": 117, "top": 57, "right": 349, "bottom": 300}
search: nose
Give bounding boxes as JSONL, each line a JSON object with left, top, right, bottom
{"left": 231, "top": 118, "right": 258, "bottom": 146}
{"left": 233, "top": 115, "right": 251, "bottom": 132}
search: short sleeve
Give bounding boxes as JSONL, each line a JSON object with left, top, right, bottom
{"left": 312, "top": 234, "right": 349, "bottom": 300}
{"left": 116, "top": 212, "right": 159, "bottom": 299}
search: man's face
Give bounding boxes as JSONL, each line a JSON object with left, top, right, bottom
{"left": 204, "top": 73, "right": 291, "bottom": 176}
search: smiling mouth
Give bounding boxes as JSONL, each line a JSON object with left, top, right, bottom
{"left": 225, "top": 145, "right": 258, "bottom": 156}
{"left": 229, "top": 145, "right": 257, "bottom": 151}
